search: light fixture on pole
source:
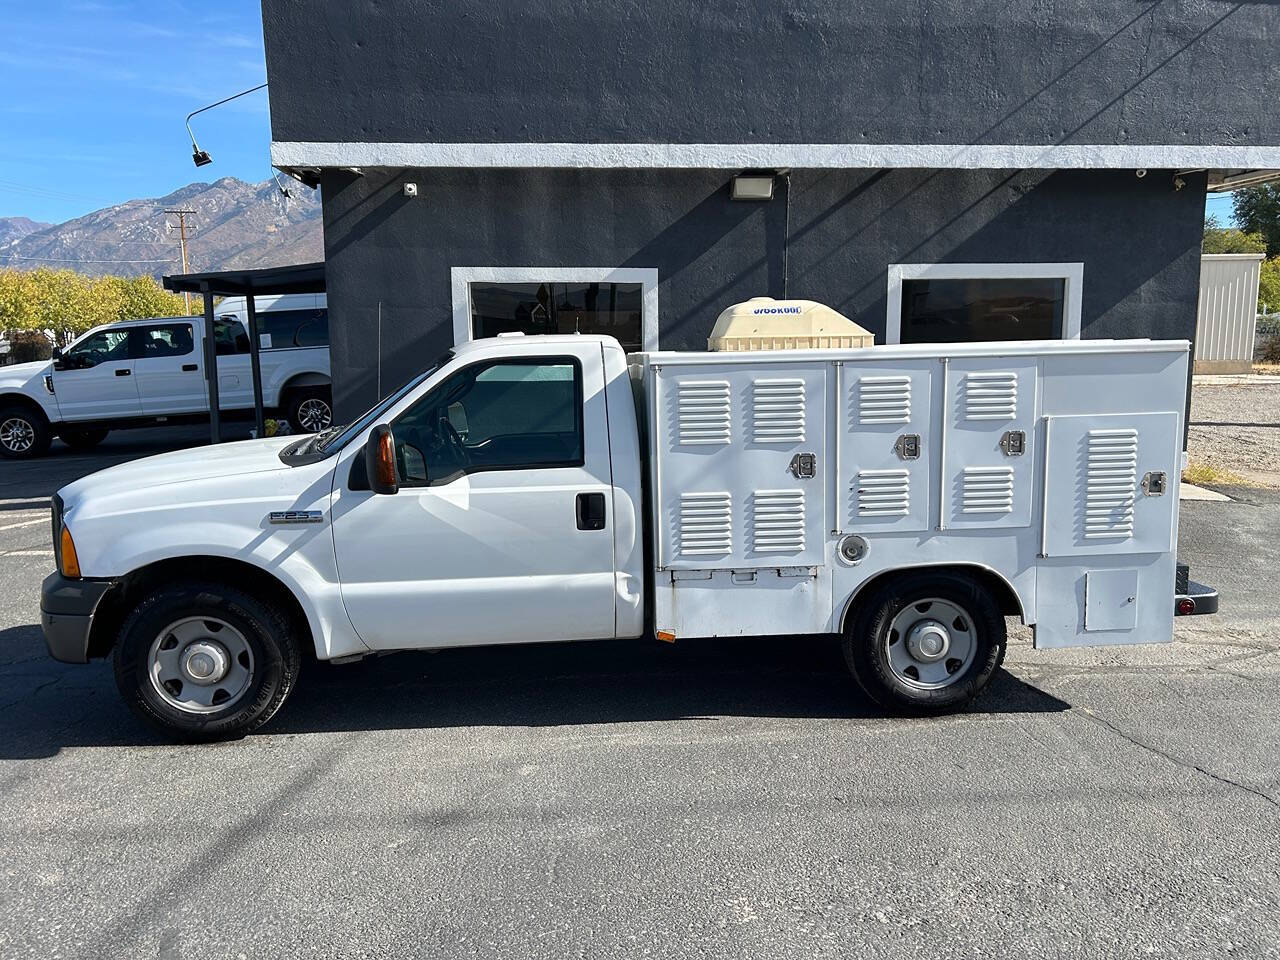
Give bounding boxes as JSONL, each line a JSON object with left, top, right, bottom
{"left": 185, "top": 82, "right": 268, "bottom": 168}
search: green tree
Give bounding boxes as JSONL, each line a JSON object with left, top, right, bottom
{"left": 1232, "top": 184, "right": 1280, "bottom": 257}
{"left": 1202, "top": 214, "right": 1267, "bottom": 254}
{"left": 1259, "top": 258, "right": 1280, "bottom": 315}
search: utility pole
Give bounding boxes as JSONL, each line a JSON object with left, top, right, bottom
{"left": 164, "top": 209, "right": 196, "bottom": 311}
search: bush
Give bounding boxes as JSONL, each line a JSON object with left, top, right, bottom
{"left": 7, "top": 330, "right": 52, "bottom": 363}
{"left": 1259, "top": 334, "right": 1280, "bottom": 365}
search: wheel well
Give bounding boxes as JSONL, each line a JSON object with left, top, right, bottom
{"left": 281, "top": 374, "right": 331, "bottom": 401}
{"left": 839, "top": 564, "right": 1025, "bottom": 634}
{"left": 87, "top": 556, "right": 315, "bottom": 660}
{"left": 0, "top": 392, "right": 50, "bottom": 426}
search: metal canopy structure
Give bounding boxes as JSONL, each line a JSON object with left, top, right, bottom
{"left": 162, "top": 263, "right": 325, "bottom": 444}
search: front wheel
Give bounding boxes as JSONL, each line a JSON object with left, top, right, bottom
{"left": 843, "top": 571, "right": 1006, "bottom": 714}
{"left": 0, "top": 404, "right": 52, "bottom": 459}
{"left": 112, "top": 582, "right": 301, "bottom": 741}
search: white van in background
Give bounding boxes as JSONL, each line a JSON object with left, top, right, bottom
{"left": 0, "top": 296, "right": 332, "bottom": 458}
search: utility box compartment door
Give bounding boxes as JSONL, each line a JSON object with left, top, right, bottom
{"left": 1042, "top": 412, "right": 1179, "bottom": 557}
{"left": 841, "top": 359, "right": 934, "bottom": 533}
{"left": 657, "top": 362, "right": 829, "bottom": 569}
{"left": 943, "top": 359, "right": 1038, "bottom": 529}
{"left": 1084, "top": 569, "right": 1140, "bottom": 632}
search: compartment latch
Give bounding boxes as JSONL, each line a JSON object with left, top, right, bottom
{"left": 1000, "top": 430, "right": 1026, "bottom": 456}
{"left": 1141, "top": 470, "right": 1167, "bottom": 496}
{"left": 894, "top": 434, "right": 921, "bottom": 460}
{"left": 788, "top": 452, "right": 818, "bottom": 479}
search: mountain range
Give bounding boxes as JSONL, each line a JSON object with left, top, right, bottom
{"left": 0, "top": 177, "right": 323, "bottom": 279}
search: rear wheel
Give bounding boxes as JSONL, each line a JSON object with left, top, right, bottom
{"left": 285, "top": 387, "right": 332, "bottom": 434}
{"left": 112, "top": 582, "right": 301, "bottom": 741}
{"left": 58, "top": 426, "right": 109, "bottom": 450}
{"left": 0, "top": 403, "right": 51, "bottom": 459}
{"left": 843, "top": 571, "right": 1006, "bottom": 714}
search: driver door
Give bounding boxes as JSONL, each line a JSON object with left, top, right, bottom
{"left": 52, "top": 327, "right": 141, "bottom": 421}
{"left": 329, "top": 346, "right": 618, "bottom": 649}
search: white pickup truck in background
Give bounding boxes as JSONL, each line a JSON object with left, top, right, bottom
{"left": 0, "top": 293, "right": 331, "bottom": 458}
{"left": 38, "top": 300, "right": 1217, "bottom": 740}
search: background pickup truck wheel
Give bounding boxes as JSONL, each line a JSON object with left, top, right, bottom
{"left": 0, "top": 403, "right": 51, "bottom": 459}
{"left": 843, "top": 571, "right": 1006, "bottom": 714}
{"left": 58, "top": 426, "right": 109, "bottom": 450}
{"left": 112, "top": 582, "right": 301, "bottom": 741}
{"left": 286, "top": 388, "right": 332, "bottom": 434}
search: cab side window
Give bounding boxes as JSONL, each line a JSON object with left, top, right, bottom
{"left": 134, "top": 324, "right": 194, "bottom": 358}
{"left": 62, "top": 329, "right": 131, "bottom": 369}
{"left": 392, "top": 358, "right": 583, "bottom": 486}
{"left": 213, "top": 319, "right": 250, "bottom": 355}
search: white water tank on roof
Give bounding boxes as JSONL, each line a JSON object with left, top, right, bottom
{"left": 708, "top": 297, "right": 875, "bottom": 351}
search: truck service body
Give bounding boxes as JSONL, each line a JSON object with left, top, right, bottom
{"left": 39, "top": 331, "right": 1217, "bottom": 739}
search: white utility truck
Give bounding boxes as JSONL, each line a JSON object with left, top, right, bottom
{"left": 39, "top": 299, "right": 1216, "bottom": 740}
{"left": 0, "top": 294, "right": 331, "bottom": 458}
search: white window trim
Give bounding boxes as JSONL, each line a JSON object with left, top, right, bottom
{"left": 450, "top": 266, "right": 660, "bottom": 351}
{"left": 885, "top": 262, "right": 1084, "bottom": 345}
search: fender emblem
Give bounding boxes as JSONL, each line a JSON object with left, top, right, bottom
{"left": 268, "top": 510, "right": 324, "bottom": 525}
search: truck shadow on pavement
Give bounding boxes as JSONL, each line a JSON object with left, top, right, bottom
{"left": 0, "top": 626, "right": 1068, "bottom": 758}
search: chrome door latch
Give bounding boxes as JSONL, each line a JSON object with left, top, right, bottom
{"left": 894, "top": 434, "right": 920, "bottom": 460}
{"left": 788, "top": 452, "right": 817, "bottom": 479}
{"left": 1000, "top": 430, "right": 1026, "bottom": 456}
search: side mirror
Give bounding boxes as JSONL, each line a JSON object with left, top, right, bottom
{"left": 364, "top": 424, "right": 399, "bottom": 495}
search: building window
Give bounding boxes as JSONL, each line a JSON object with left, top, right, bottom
{"left": 451, "top": 267, "right": 659, "bottom": 352}
{"left": 886, "top": 263, "right": 1083, "bottom": 345}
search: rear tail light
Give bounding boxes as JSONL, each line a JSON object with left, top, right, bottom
{"left": 1176, "top": 597, "right": 1195, "bottom": 616}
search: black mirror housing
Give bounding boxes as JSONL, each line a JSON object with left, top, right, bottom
{"left": 365, "top": 424, "right": 399, "bottom": 495}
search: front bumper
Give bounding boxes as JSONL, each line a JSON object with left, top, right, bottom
{"left": 40, "top": 572, "right": 116, "bottom": 663}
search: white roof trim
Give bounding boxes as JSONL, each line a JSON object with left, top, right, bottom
{"left": 271, "top": 140, "right": 1280, "bottom": 170}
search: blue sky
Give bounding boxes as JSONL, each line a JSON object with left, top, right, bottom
{"left": 1, "top": 0, "right": 271, "bottom": 225}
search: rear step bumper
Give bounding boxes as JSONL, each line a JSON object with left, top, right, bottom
{"left": 1175, "top": 580, "right": 1218, "bottom": 616}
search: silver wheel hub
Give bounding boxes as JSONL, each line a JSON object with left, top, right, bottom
{"left": 297, "top": 398, "right": 331, "bottom": 432}
{"left": 885, "top": 597, "right": 978, "bottom": 689}
{"left": 148, "top": 617, "right": 254, "bottom": 715}
{"left": 905, "top": 620, "right": 950, "bottom": 662}
{"left": 181, "top": 641, "right": 229, "bottom": 684}
{"left": 1, "top": 417, "right": 35, "bottom": 452}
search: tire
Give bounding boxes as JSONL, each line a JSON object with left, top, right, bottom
{"left": 58, "top": 426, "right": 109, "bottom": 450}
{"left": 112, "top": 581, "right": 302, "bottom": 741}
{"left": 843, "top": 571, "right": 1006, "bottom": 714}
{"left": 285, "top": 387, "right": 332, "bottom": 434}
{"left": 0, "top": 403, "right": 52, "bottom": 459}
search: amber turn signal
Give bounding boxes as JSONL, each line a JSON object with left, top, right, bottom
{"left": 60, "top": 525, "right": 81, "bottom": 579}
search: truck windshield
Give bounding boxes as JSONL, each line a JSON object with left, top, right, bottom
{"left": 317, "top": 353, "right": 453, "bottom": 453}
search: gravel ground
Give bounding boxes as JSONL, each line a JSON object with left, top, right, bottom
{"left": 1188, "top": 379, "right": 1280, "bottom": 487}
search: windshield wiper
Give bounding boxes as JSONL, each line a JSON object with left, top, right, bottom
{"left": 314, "top": 424, "right": 347, "bottom": 452}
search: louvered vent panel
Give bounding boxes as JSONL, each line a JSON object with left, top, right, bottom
{"left": 678, "top": 492, "right": 733, "bottom": 556}
{"left": 751, "top": 379, "right": 806, "bottom": 443}
{"left": 676, "top": 380, "right": 731, "bottom": 445}
{"left": 1083, "top": 428, "right": 1138, "bottom": 540}
{"left": 750, "top": 490, "right": 805, "bottom": 553}
{"left": 858, "top": 376, "right": 912, "bottom": 424}
{"left": 855, "top": 469, "right": 911, "bottom": 517}
{"left": 963, "top": 372, "right": 1018, "bottom": 420}
{"left": 960, "top": 467, "right": 1015, "bottom": 513}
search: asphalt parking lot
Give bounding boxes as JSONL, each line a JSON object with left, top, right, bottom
{"left": 1, "top": 427, "right": 1278, "bottom": 959}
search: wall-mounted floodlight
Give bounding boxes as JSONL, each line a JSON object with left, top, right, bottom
{"left": 732, "top": 174, "right": 776, "bottom": 201}
{"left": 185, "top": 82, "right": 268, "bottom": 168}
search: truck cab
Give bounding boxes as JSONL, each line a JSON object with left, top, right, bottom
{"left": 0, "top": 300, "right": 331, "bottom": 457}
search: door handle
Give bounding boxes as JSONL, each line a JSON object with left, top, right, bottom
{"left": 182, "top": 363, "right": 198, "bottom": 372}
{"left": 575, "top": 492, "right": 606, "bottom": 531}
{"left": 114, "top": 368, "right": 131, "bottom": 377}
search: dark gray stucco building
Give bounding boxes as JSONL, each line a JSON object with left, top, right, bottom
{"left": 261, "top": 0, "right": 1280, "bottom": 419}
